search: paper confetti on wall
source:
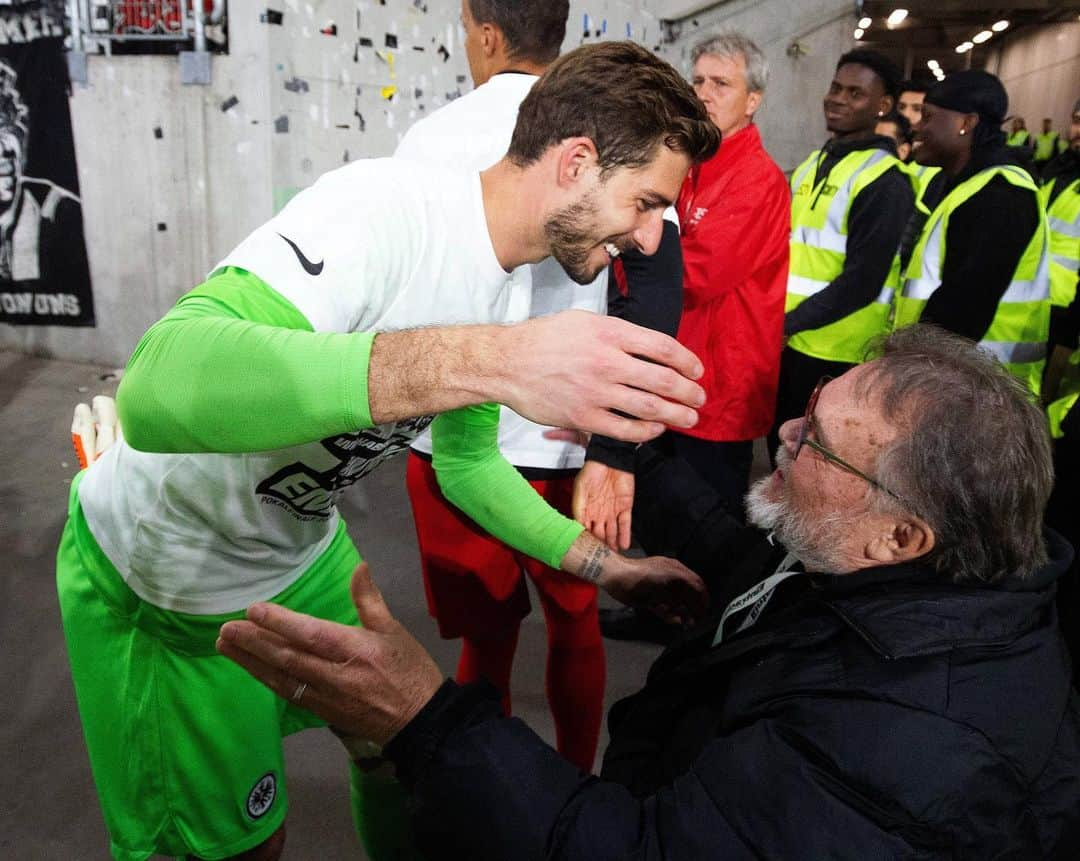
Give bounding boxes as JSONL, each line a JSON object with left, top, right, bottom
{"left": 266, "top": 0, "right": 679, "bottom": 209}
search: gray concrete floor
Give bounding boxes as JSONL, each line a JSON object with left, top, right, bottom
{"left": 0, "top": 350, "right": 670, "bottom": 859}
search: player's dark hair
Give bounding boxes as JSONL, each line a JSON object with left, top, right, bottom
{"left": 508, "top": 41, "right": 720, "bottom": 175}
{"left": 900, "top": 79, "right": 929, "bottom": 95}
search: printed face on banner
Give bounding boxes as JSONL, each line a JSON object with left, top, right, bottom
{"left": 0, "top": 21, "right": 95, "bottom": 326}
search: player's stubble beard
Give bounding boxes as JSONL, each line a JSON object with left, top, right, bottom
{"left": 543, "top": 189, "right": 608, "bottom": 285}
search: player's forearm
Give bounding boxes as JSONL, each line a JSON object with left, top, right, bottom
{"left": 559, "top": 530, "right": 641, "bottom": 586}
{"left": 432, "top": 405, "right": 584, "bottom": 570}
{"left": 368, "top": 324, "right": 506, "bottom": 425}
{"left": 368, "top": 310, "right": 706, "bottom": 442}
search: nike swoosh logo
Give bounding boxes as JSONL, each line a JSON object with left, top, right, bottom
{"left": 278, "top": 233, "right": 324, "bottom": 276}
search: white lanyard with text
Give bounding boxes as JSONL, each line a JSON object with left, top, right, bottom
{"left": 712, "top": 551, "right": 803, "bottom": 646}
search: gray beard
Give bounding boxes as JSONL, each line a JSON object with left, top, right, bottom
{"left": 744, "top": 465, "right": 858, "bottom": 574}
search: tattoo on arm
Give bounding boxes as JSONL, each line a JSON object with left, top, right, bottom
{"left": 579, "top": 543, "right": 610, "bottom": 583}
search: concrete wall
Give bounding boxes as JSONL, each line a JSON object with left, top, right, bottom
{"left": 985, "top": 22, "right": 1080, "bottom": 137}
{"left": 0, "top": 0, "right": 855, "bottom": 365}
{"left": 0, "top": 8, "right": 274, "bottom": 365}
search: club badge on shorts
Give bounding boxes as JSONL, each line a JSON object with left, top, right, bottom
{"left": 247, "top": 772, "right": 277, "bottom": 819}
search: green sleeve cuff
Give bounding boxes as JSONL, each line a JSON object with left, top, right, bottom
{"left": 430, "top": 404, "right": 584, "bottom": 570}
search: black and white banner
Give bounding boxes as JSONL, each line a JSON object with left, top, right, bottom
{"left": 0, "top": 1, "right": 93, "bottom": 325}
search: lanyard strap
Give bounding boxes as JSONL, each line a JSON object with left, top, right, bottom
{"left": 713, "top": 552, "right": 803, "bottom": 646}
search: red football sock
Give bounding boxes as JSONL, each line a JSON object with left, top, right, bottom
{"left": 540, "top": 594, "right": 606, "bottom": 773}
{"left": 456, "top": 626, "right": 520, "bottom": 716}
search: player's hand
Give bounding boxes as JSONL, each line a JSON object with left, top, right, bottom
{"left": 573, "top": 461, "right": 635, "bottom": 551}
{"left": 597, "top": 554, "right": 708, "bottom": 626}
{"left": 496, "top": 310, "right": 704, "bottom": 444}
{"left": 217, "top": 563, "right": 444, "bottom": 746}
{"left": 71, "top": 395, "right": 122, "bottom": 468}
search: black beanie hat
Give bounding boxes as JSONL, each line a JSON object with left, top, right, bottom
{"left": 924, "top": 70, "right": 1008, "bottom": 126}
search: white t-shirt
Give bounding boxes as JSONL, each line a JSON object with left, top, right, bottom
{"left": 79, "top": 158, "right": 519, "bottom": 613}
{"left": 397, "top": 73, "right": 608, "bottom": 470}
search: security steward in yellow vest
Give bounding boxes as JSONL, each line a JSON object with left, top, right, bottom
{"left": 1041, "top": 102, "right": 1080, "bottom": 446}
{"left": 1034, "top": 118, "right": 1066, "bottom": 176}
{"left": 894, "top": 70, "right": 1050, "bottom": 396}
{"left": 1040, "top": 101, "right": 1080, "bottom": 329}
{"left": 771, "top": 50, "right": 913, "bottom": 455}
{"left": 1006, "top": 118, "right": 1031, "bottom": 151}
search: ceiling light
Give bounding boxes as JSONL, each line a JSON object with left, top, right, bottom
{"left": 992, "top": 20, "right": 1009, "bottom": 32}
{"left": 858, "top": 17, "right": 872, "bottom": 29}
{"left": 927, "top": 59, "right": 940, "bottom": 69}
{"left": 955, "top": 42, "right": 973, "bottom": 53}
{"left": 972, "top": 30, "right": 993, "bottom": 44}
{"left": 886, "top": 9, "right": 908, "bottom": 28}
{"left": 854, "top": 27, "right": 864, "bottom": 39}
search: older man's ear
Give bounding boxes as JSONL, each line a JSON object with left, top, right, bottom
{"left": 864, "top": 517, "right": 936, "bottom": 566}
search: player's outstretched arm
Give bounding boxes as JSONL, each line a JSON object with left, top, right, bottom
{"left": 370, "top": 309, "right": 705, "bottom": 444}
{"left": 432, "top": 405, "right": 706, "bottom": 623}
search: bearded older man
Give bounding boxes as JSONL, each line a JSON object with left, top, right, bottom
{"left": 218, "top": 325, "right": 1080, "bottom": 859}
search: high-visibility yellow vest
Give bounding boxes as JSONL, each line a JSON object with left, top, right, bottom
{"left": 787, "top": 147, "right": 905, "bottom": 363}
{"left": 1049, "top": 347, "right": 1080, "bottom": 440}
{"left": 1035, "top": 131, "right": 1062, "bottom": 162}
{"left": 1007, "top": 130, "right": 1031, "bottom": 148}
{"left": 895, "top": 164, "right": 1051, "bottom": 395}
{"left": 1039, "top": 176, "right": 1080, "bottom": 308}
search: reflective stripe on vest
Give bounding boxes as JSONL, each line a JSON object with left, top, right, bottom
{"left": 787, "top": 148, "right": 903, "bottom": 363}
{"left": 897, "top": 164, "right": 1050, "bottom": 395}
{"left": 1041, "top": 177, "right": 1080, "bottom": 308}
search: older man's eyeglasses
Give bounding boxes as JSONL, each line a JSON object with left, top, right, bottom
{"left": 795, "top": 376, "right": 911, "bottom": 509}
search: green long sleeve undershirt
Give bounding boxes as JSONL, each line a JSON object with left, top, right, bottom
{"left": 117, "top": 267, "right": 582, "bottom": 569}
{"left": 431, "top": 405, "right": 584, "bottom": 570}
{"left": 118, "top": 267, "right": 373, "bottom": 453}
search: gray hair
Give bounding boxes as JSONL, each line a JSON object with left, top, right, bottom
{"left": 690, "top": 32, "right": 769, "bottom": 93}
{"left": 857, "top": 325, "right": 1052, "bottom": 584}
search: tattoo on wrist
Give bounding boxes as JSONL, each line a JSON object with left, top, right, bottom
{"left": 579, "top": 543, "right": 610, "bottom": 583}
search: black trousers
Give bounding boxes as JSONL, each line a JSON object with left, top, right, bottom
{"left": 766, "top": 346, "right": 855, "bottom": 465}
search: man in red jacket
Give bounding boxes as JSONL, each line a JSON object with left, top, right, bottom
{"left": 669, "top": 32, "right": 790, "bottom": 512}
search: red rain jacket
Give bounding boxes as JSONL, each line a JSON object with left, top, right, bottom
{"left": 675, "top": 123, "right": 790, "bottom": 441}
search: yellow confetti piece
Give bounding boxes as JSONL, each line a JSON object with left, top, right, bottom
{"left": 375, "top": 50, "right": 396, "bottom": 78}
{"left": 380, "top": 85, "right": 397, "bottom": 100}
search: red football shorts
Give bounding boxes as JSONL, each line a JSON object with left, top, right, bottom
{"left": 405, "top": 452, "right": 598, "bottom": 640}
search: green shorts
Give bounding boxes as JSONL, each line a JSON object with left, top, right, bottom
{"left": 56, "top": 476, "right": 361, "bottom": 860}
